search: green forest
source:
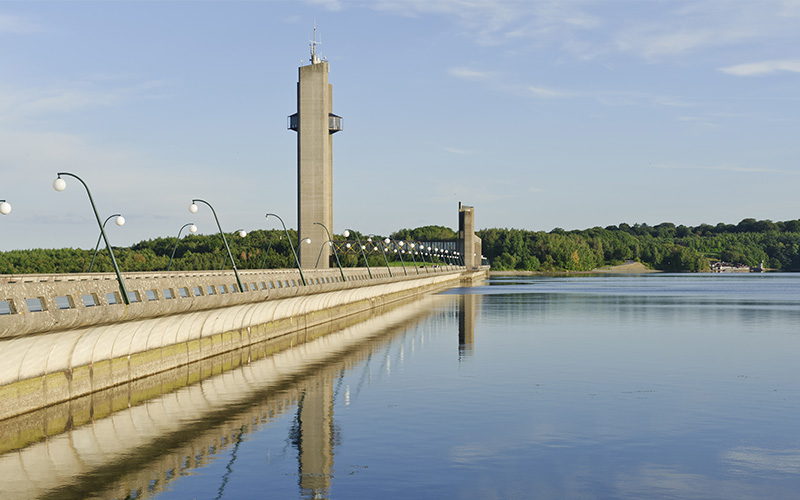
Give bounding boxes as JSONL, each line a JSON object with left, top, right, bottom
{"left": 1, "top": 219, "right": 800, "bottom": 274}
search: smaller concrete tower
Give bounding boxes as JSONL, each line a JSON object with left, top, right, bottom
{"left": 458, "top": 202, "right": 482, "bottom": 270}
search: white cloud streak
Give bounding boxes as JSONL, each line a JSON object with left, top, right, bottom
{"left": 0, "top": 14, "right": 39, "bottom": 34}
{"left": 720, "top": 60, "right": 800, "bottom": 76}
{"left": 655, "top": 163, "right": 798, "bottom": 175}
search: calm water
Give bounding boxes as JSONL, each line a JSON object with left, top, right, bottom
{"left": 4, "top": 274, "right": 800, "bottom": 500}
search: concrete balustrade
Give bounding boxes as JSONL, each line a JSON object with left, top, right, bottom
{"left": 0, "top": 266, "right": 464, "bottom": 338}
{"left": 0, "top": 266, "right": 483, "bottom": 420}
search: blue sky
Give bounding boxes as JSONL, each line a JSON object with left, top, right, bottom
{"left": 1, "top": 0, "right": 799, "bottom": 251}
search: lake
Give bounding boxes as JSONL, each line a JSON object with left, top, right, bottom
{"left": 2, "top": 273, "right": 799, "bottom": 499}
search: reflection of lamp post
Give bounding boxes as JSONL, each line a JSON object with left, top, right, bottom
{"left": 54, "top": 172, "right": 130, "bottom": 304}
{"left": 265, "top": 213, "right": 310, "bottom": 286}
{"left": 167, "top": 222, "right": 197, "bottom": 271}
{"left": 314, "top": 222, "right": 346, "bottom": 282}
{"left": 0, "top": 200, "right": 11, "bottom": 215}
{"left": 190, "top": 199, "right": 245, "bottom": 293}
{"left": 343, "top": 229, "right": 371, "bottom": 279}
{"left": 89, "top": 213, "right": 125, "bottom": 272}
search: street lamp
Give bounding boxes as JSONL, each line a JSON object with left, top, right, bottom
{"left": 265, "top": 213, "right": 310, "bottom": 286}
{"left": 259, "top": 234, "right": 282, "bottom": 269}
{"left": 344, "top": 229, "right": 372, "bottom": 279}
{"left": 368, "top": 235, "right": 393, "bottom": 277}
{"left": 0, "top": 200, "right": 11, "bottom": 215}
{"left": 167, "top": 222, "right": 197, "bottom": 271}
{"left": 54, "top": 173, "right": 130, "bottom": 304}
{"left": 189, "top": 199, "right": 245, "bottom": 293}
{"left": 389, "top": 238, "right": 408, "bottom": 276}
{"left": 220, "top": 229, "right": 247, "bottom": 270}
{"left": 314, "top": 221, "right": 346, "bottom": 282}
{"left": 88, "top": 213, "right": 125, "bottom": 272}
{"left": 404, "top": 241, "right": 421, "bottom": 274}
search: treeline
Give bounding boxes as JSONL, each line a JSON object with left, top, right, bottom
{"left": 478, "top": 218, "right": 800, "bottom": 272}
{"left": 0, "top": 229, "right": 403, "bottom": 275}
{"left": 2, "top": 220, "right": 800, "bottom": 274}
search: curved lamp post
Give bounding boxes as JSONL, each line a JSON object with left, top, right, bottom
{"left": 314, "top": 221, "right": 346, "bottom": 282}
{"left": 0, "top": 200, "right": 11, "bottom": 215}
{"left": 259, "top": 234, "right": 282, "bottom": 269}
{"left": 220, "top": 228, "right": 247, "bottom": 269}
{"left": 54, "top": 173, "right": 130, "bottom": 304}
{"left": 189, "top": 199, "right": 245, "bottom": 293}
{"left": 343, "top": 229, "right": 372, "bottom": 279}
{"left": 265, "top": 213, "right": 310, "bottom": 286}
{"left": 89, "top": 213, "right": 125, "bottom": 272}
{"left": 167, "top": 222, "right": 197, "bottom": 271}
{"left": 390, "top": 238, "right": 408, "bottom": 276}
{"left": 404, "top": 241, "right": 421, "bottom": 275}
{"left": 368, "top": 235, "right": 393, "bottom": 277}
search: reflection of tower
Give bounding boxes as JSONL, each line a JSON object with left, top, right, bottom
{"left": 294, "top": 369, "right": 336, "bottom": 499}
{"left": 458, "top": 293, "right": 480, "bottom": 360}
{"left": 289, "top": 27, "right": 343, "bottom": 269}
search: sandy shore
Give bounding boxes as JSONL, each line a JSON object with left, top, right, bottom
{"left": 489, "top": 261, "right": 658, "bottom": 276}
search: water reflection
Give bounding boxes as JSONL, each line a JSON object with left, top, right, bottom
{"left": 458, "top": 292, "right": 481, "bottom": 360}
{"left": 0, "top": 293, "right": 460, "bottom": 500}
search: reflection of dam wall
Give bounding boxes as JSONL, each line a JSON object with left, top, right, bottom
{"left": 0, "top": 293, "right": 450, "bottom": 500}
{"left": 0, "top": 271, "right": 467, "bottom": 420}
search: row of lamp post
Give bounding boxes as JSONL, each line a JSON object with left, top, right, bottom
{"left": 38, "top": 171, "right": 465, "bottom": 306}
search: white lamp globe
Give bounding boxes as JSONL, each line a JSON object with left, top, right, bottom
{"left": 53, "top": 178, "right": 67, "bottom": 191}
{"left": 343, "top": 230, "right": 350, "bottom": 238}
{"left": 0, "top": 202, "right": 11, "bottom": 215}
{"left": 303, "top": 238, "right": 312, "bottom": 244}
{"left": 189, "top": 224, "right": 198, "bottom": 233}
{"left": 239, "top": 230, "right": 247, "bottom": 238}
{"left": 189, "top": 203, "right": 198, "bottom": 214}
{"left": 346, "top": 243, "right": 351, "bottom": 248}
{"left": 384, "top": 237, "right": 390, "bottom": 244}
{"left": 115, "top": 216, "right": 125, "bottom": 226}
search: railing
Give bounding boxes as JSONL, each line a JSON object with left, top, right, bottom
{"left": 0, "top": 266, "right": 468, "bottom": 338}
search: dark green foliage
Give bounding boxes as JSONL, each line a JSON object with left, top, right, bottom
{"left": 478, "top": 218, "right": 800, "bottom": 272}
{"left": 392, "top": 225, "right": 457, "bottom": 241}
{"left": 3, "top": 219, "right": 800, "bottom": 274}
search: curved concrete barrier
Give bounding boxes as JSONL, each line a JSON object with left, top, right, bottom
{"left": 0, "top": 295, "right": 447, "bottom": 500}
{"left": 0, "top": 268, "right": 484, "bottom": 420}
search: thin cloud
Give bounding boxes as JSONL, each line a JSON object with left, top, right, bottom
{"left": 528, "top": 86, "right": 566, "bottom": 99}
{"left": 449, "top": 66, "right": 571, "bottom": 100}
{"left": 0, "top": 14, "right": 39, "bottom": 34}
{"left": 442, "top": 146, "right": 474, "bottom": 155}
{"left": 448, "top": 67, "right": 496, "bottom": 82}
{"left": 720, "top": 59, "right": 800, "bottom": 76}
{"left": 0, "top": 80, "right": 168, "bottom": 121}
{"left": 654, "top": 163, "right": 797, "bottom": 175}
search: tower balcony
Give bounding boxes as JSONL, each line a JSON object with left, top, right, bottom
{"left": 286, "top": 113, "right": 344, "bottom": 134}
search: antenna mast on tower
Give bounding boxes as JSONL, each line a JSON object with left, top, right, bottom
{"left": 310, "top": 24, "right": 322, "bottom": 64}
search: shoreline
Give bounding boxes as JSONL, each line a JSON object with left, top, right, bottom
{"left": 489, "top": 261, "right": 659, "bottom": 276}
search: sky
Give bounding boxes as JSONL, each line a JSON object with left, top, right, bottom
{"left": 1, "top": 0, "right": 799, "bottom": 251}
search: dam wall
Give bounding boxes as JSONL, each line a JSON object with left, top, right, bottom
{"left": 0, "top": 267, "right": 485, "bottom": 420}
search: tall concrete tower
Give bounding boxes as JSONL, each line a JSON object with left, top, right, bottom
{"left": 288, "top": 28, "right": 343, "bottom": 269}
